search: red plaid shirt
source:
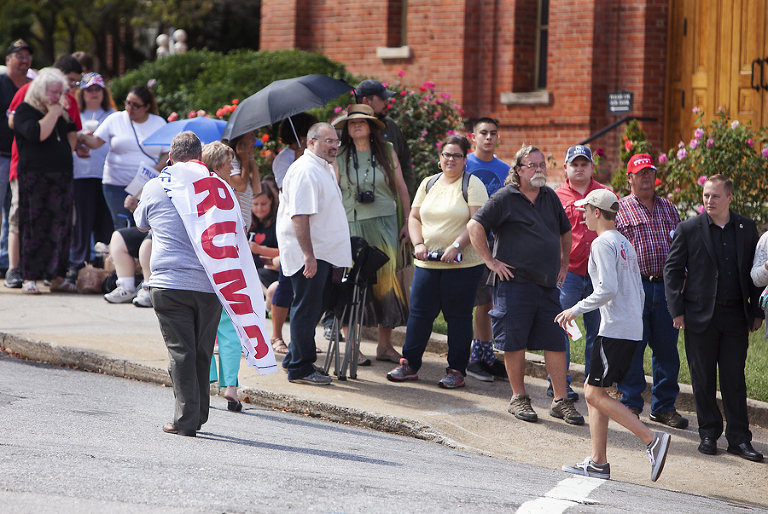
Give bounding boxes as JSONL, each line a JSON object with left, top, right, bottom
{"left": 616, "top": 193, "right": 681, "bottom": 277}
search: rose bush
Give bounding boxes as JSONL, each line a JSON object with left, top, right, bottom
{"left": 659, "top": 108, "right": 768, "bottom": 223}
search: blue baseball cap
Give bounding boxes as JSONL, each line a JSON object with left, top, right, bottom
{"left": 565, "top": 145, "right": 593, "bottom": 163}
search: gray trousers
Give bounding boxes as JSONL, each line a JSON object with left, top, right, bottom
{"left": 150, "top": 287, "right": 222, "bottom": 431}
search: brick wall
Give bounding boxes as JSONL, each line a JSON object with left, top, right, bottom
{"left": 260, "top": 0, "right": 669, "bottom": 184}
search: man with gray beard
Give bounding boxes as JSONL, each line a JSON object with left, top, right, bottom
{"left": 468, "top": 144, "right": 582, "bottom": 425}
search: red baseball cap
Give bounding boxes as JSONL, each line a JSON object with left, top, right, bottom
{"left": 627, "top": 153, "right": 657, "bottom": 174}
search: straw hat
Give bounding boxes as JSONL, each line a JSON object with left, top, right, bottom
{"left": 332, "top": 104, "right": 386, "bottom": 131}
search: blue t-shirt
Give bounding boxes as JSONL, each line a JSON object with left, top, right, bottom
{"left": 466, "top": 153, "right": 510, "bottom": 198}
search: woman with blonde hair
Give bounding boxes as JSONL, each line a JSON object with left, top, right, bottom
{"left": 201, "top": 140, "right": 244, "bottom": 412}
{"left": 14, "top": 67, "right": 78, "bottom": 293}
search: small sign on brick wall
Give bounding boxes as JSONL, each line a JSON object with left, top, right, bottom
{"left": 608, "top": 91, "right": 633, "bottom": 114}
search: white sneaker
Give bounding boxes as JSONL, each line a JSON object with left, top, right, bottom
{"left": 133, "top": 285, "right": 152, "bottom": 307}
{"left": 562, "top": 457, "right": 610, "bottom": 479}
{"left": 104, "top": 285, "right": 137, "bottom": 304}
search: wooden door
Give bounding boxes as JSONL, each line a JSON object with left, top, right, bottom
{"left": 665, "top": 0, "right": 768, "bottom": 150}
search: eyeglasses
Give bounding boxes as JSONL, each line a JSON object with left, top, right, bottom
{"left": 441, "top": 152, "right": 465, "bottom": 160}
{"left": 631, "top": 168, "right": 656, "bottom": 176}
{"left": 521, "top": 162, "right": 547, "bottom": 170}
{"left": 124, "top": 100, "right": 146, "bottom": 109}
{"left": 312, "top": 138, "right": 341, "bottom": 147}
{"left": 12, "top": 53, "right": 32, "bottom": 61}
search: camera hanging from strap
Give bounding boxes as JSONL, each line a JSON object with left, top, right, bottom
{"left": 353, "top": 146, "right": 376, "bottom": 203}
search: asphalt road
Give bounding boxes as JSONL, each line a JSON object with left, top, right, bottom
{"left": 0, "top": 354, "right": 761, "bottom": 514}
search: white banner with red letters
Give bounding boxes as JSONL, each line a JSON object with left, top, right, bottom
{"left": 161, "top": 160, "right": 277, "bottom": 374}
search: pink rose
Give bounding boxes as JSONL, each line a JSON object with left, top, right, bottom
{"left": 692, "top": 107, "right": 700, "bottom": 114}
{"left": 697, "top": 176, "right": 707, "bottom": 186}
{"left": 440, "top": 93, "right": 451, "bottom": 99}
{"left": 762, "top": 148, "right": 768, "bottom": 158}
{"left": 678, "top": 141, "right": 685, "bottom": 149}
{"left": 731, "top": 120, "right": 740, "bottom": 129}
{"left": 747, "top": 138, "right": 754, "bottom": 147}
{"left": 689, "top": 139, "right": 698, "bottom": 149}
{"left": 675, "top": 188, "right": 681, "bottom": 193}
{"left": 400, "top": 90, "right": 407, "bottom": 96}
{"left": 381, "top": 82, "right": 388, "bottom": 88}
{"left": 167, "top": 112, "right": 179, "bottom": 122}
{"left": 677, "top": 148, "right": 687, "bottom": 160}
{"left": 694, "top": 128, "right": 704, "bottom": 139}
{"left": 334, "top": 107, "right": 342, "bottom": 113}
{"left": 667, "top": 193, "right": 673, "bottom": 199}
{"left": 197, "top": 110, "right": 206, "bottom": 117}
{"left": 706, "top": 138, "right": 715, "bottom": 148}
{"left": 697, "top": 205, "right": 705, "bottom": 214}
{"left": 187, "top": 110, "right": 197, "bottom": 119}
{"left": 658, "top": 154, "right": 667, "bottom": 164}
{"left": 397, "top": 71, "right": 405, "bottom": 77}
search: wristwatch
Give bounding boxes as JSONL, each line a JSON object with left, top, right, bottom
{"left": 452, "top": 241, "right": 461, "bottom": 249}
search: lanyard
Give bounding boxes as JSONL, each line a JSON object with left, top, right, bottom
{"left": 352, "top": 146, "right": 376, "bottom": 197}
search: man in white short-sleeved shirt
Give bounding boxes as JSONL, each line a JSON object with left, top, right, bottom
{"left": 276, "top": 123, "right": 352, "bottom": 385}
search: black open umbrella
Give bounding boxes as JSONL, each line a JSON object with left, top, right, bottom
{"left": 222, "top": 74, "right": 353, "bottom": 141}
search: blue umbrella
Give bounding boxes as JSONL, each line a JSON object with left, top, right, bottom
{"left": 143, "top": 117, "right": 228, "bottom": 146}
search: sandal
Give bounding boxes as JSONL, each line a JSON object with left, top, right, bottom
{"left": 271, "top": 337, "right": 289, "bottom": 354}
{"left": 22, "top": 281, "right": 40, "bottom": 294}
{"left": 376, "top": 344, "right": 402, "bottom": 363}
{"left": 224, "top": 394, "right": 243, "bottom": 412}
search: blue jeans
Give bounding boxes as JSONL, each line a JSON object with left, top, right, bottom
{"left": 555, "top": 271, "right": 601, "bottom": 383}
{"left": 402, "top": 265, "right": 483, "bottom": 374}
{"left": 617, "top": 280, "right": 681, "bottom": 414}
{"left": 285, "top": 260, "right": 331, "bottom": 380}
{"left": 0, "top": 156, "right": 10, "bottom": 268}
{"left": 102, "top": 183, "right": 134, "bottom": 229}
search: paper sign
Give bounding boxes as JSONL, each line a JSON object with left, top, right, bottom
{"left": 125, "top": 162, "right": 159, "bottom": 196}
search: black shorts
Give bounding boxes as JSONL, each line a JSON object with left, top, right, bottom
{"left": 117, "top": 227, "right": 151, "bottom": 259}
{"left": 586, "top": 336, "right": 639, "bottom": 388}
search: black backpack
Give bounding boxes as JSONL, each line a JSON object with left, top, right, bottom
{"left": 425, "top": 171, "right": 471, "bottom": 203}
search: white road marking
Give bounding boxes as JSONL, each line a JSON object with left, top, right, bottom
{"left": 515, "top": 476, "right": 603, "bottom": 513}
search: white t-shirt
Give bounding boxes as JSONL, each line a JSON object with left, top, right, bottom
{"left": 571, "top": 230, "right": 645, "bottom": 340}
{"left": 271, "top": 147, "right": 295, "bottom": 189}
{"left": 73, "top": 107, "right": 116, "bottom": 180}
{"left": 277, "top": 150, "right": 352, "bottom": 276}
{"left": 229, "top": 157, "right": 254, "bottom": 224}
{"left": 94, "top": 111, "right": 169, "bottom": 186}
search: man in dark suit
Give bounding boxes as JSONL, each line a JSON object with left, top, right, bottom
{"left": 664, "top": 174, "right": 764, "bottom": 462}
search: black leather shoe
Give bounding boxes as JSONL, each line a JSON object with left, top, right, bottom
{"left": 698, "top": 437, "right": 717, "bottom": 455}
{"left": 727, "top": 442, "right": 764, "bottom": 462}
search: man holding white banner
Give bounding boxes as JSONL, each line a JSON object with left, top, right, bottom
{"left": 277, "top": 123, "right": 352, "bottom": 385}
{"left": 135, "top": 131, "right": 275, "bottom": 437}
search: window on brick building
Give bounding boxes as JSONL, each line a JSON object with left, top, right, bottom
{"left": 377, "top": 0, "right": 411, "bottom": 60}
{"left": 534, "top": 0, "right": 549, "bottom": 90}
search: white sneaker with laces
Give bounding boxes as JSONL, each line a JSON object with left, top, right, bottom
{"left": 133, "top": 286, "right": 152, "bottom": 307}
{"left": 104, "top": 285, "right": 137, "bottom": 304}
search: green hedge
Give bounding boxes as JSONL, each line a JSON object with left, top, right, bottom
{"left": 108, "top": 49, "right": 357, "bottom": 121}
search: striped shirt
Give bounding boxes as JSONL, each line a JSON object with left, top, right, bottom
{"left": 615, "top": 193, "right": 681, "bottom": 277}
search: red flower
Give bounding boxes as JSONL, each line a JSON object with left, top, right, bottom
{"left": 654, "top": 178, "right": 662, "bottom": 188}
{"left": 232, "top": 99, "right": 239, "bottom": 104}
{"left": 624, "top": 140, "right": 633, "bottom": 151}
{"left": 261, "top": 133, "right": 270, "bottom": 143}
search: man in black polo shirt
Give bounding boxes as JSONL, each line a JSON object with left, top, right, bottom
{"left": 468, "top": 144, "right": 583, "bottom": 425}
{"left": 0, "top": 39, "right": 32, "bottom": 283}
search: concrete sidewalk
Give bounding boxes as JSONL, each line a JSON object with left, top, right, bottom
{"left": 1, "top": 287, "right": 767, "bottom": 508}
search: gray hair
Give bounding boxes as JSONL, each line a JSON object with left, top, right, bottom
{"left": 307, "top": 122, "right": 335, "bottom": 141}
{"left": 23, "top": 67, "right": 70, "bottom": 116}
{"left": 505, "top": 143, "right": 542, "bottom": 186}
{"left": 170, "top": 131, "right": 202, "bottom": 163}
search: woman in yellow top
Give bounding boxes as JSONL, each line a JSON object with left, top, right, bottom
{"left": 333, "top": 104, "right": 411, "bottom": 364}
{"left": 387, "top": 135, "right": 488, "bottom": 388}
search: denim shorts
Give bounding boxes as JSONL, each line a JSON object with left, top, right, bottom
{"left": 490, "top": 280, "right": 567, "bottom": 352}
